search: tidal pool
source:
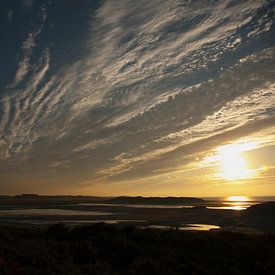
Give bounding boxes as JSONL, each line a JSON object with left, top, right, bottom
{"left": 146, "top": 224, "right": 220, "bottom": 231}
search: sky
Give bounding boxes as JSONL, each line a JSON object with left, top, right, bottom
{"left": 0, "top": 0, "right": 275, "bottom": 197}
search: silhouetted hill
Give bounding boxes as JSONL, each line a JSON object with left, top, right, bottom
{"left": 0, "top": 195, "right": 109, "bottom": 205}
{"left": 241, "top": 202, "right": 275, "bottom": 233}
{"left": 105, "top": 196, "right": 204, "bottom": 205}
{"left": 0, "top": 195, "right": 204, "bottom": 206}
{"left": 244, "top": 202, "right": 275, "bottom": 216}
{"left": 14, "top": 194, "right": 40, "bottom": 199}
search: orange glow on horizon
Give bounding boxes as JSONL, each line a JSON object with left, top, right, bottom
{"left": 226, "top": 195, "right": 250, "bottom": 202}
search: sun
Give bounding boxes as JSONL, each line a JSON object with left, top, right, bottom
{"left": 220, "top": 151, "right": 250, "bottom": 180}
{"left": 217, "top": 143, "right": 254, "bottom": 181}
{"left": 203, "top": 140, "right": 261, "bottom": 182}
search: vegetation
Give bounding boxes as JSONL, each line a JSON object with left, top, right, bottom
{"left": 0, "top": 223, "right": 275, "bottom": 274}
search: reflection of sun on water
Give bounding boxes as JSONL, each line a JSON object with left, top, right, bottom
{"left": 224, "top": 195, "right": 251, "bottom": 210}
{"left": 227, "top": 195, "right": 250, "bottom": 202}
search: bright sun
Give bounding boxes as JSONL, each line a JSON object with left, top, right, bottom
{"left": 216, "top": 142, "right": 257, "bottom": 181}
{"left": 219, "top": 151, "right": 249, "bottom": 180}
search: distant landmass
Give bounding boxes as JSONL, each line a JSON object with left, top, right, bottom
{"left": 0, "top": 195, "right": 204, "bottom": 205}
{"left": 0, "top": 195, "right": 275, "bottom": 233}
{"left": 0, "top": 194, "right": 107, "bottom": 205}
{"left": 105, "top": 196, "right": 204, "bottom": 205}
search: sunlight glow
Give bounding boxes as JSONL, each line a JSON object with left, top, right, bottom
{"left": 217, "top": 143, "right": 257, "bottom": 181}
{"left": 219, "top": 152, "right": 250, "bottom": 180}
{"left": 205, "top": 141, "right": 259, "bottom": 181}
{"left": 226, "top": 195, "right": 250, "bottom": 202}
{"left": 223, "top": 196, "right": 252, "bottom": 210}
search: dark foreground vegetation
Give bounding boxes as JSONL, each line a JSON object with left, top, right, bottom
{"left": 0, "top": 224, "right": 275, "bottom": 274}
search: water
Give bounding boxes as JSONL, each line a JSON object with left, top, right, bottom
{"left": 180, "top": 224, "right": 220, "bottom": 231}
{"left": 80, "top": 196, "right": 275, "bottom": 211}
{"left": 204, "top": 196, "right": 275, "bottom": 210}
{"left": 79, "top": 203, "right": 194, "bottom": 209}
{"left": 4, "top": 219, "right": 147, "bottom": 225}
{"left": 146, "top": 224, "right": 220, "bottom": 231}
{"left": 207, "top": 202, "right": 256, "bottom": 210}
{"left": 0, "top": 209, "right": 113, "bottom": 216}
{"left": 0, "top": 196, "right": 273, "bottom": 227}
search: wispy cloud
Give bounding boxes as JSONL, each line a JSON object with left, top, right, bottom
{"left": 11, "top": 7, "right": 47, "bottom": 87}
{"left": 0, "top": 0, "right": 274, "bottom": 194}
{"left": 22, "top": 0, "right": 34, "bottom": 9}
{"left": 6, "top": 9, "right": 13, "bottom": 24}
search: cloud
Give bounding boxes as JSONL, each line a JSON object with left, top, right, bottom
{"left": 22, "top": 0, "right": 34, "bottom": 9}
{"left": 13, "top": 33, "right": 35, "bottom": 85}
{"left": 11, "top": 8, "right": 47, "bottom": 87}
{"left": 6, "top": 9, "right": 13, "bottom": 24}
{"left": 0, "top": 0, "right": 274, "bottom": 193}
